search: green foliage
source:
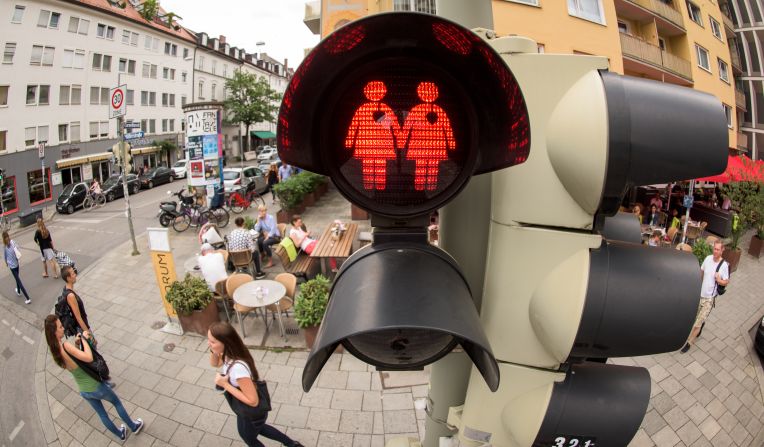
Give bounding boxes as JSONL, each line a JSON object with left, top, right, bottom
{"left": 692, "top": 238, "right": 713, "bottom": 266}
{"left": 721, "top": 181, "right": 764, "bottom": 250}
{"left": 294, "top": 275, "right": 330, "bottom": 328}
{"left": 139, "top": 0, "right": 158, "bottom": 21}
{"left": 273, "top": 172, "right": 328, "bottom": 211}
{"left": 223, "top": 71, "right": 282, "bottom": 152}
{"left": 243, "top": 216, "right": 256, "bottom": 230}
{"left": 165, "top": 274, "right": 213, "bottom": 315}
{"left": 155, "top": 140, "right": 177, "bottom": 159}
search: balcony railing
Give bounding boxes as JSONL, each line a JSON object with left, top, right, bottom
{"left": 737, "top": 132, "right": 748, "bottom": 151}
{"left": 730, "top": 50, "right": 742, "bottom": 72}
{"left": 736, "top": 90, "right": 746, "bottom": 111}
{"left": 620, "top": 33, "right": 693, "bottom": 81}
{"left": 722, "top": 13, "right": 735, "bottom": 31}
{"left": 628, "top": 0, "right": 685, "bottom": 30}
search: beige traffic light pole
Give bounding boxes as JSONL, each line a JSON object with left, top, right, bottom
{"left": 118, "top": 117, "right": 140, "bottom": 256}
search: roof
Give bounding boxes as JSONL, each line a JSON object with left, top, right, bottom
{"left": 63, "top": 0, "right": 196, "bottom": 43}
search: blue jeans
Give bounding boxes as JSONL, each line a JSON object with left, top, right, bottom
{"left": 9, "top": 267, "right": 30, "bottom": 300}
{"left": 80, "top": 383, "right": 138, "bottom": 438}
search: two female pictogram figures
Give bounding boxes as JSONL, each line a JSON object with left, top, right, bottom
{"left": 344, "top": 80, "right": 456, "bottom": 191}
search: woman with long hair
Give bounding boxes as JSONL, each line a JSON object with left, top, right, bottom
{"left": 34, "top": 217, "right": 58, "bottom": 278}
{"left": 208, "top": 322, "right": 303, "bottom": 447}
{"left": 60, "top": 266, "right": 92, "bottom": 337}
{"left": 44, "top": 315, "right": 143, "bottom": 441}
{"left": 267, "top": 163, "right": 279, "bottom": 203}
{"left": 2, "top": 231, "right": 31, "bottom": 304}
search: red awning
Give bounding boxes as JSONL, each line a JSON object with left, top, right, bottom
{"left": 696, "top": 155, "right": 764, "bottom": 183}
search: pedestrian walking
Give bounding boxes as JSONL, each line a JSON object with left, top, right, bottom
{"left": 44, "top": 315, "right": 143, "bottom": 442}
{"left": 208, "top": 322, "right": 303, "bottom": 447}
{"left": 34, "top": 217, "right": 58, "bottom": 278}
{"left": 60, "top": 266, "right": 93, "bottom": 339}
{"left": 2, "top": 231, "right": 31, "bottom": 304}
{"left": 267, "top": 163, "right": 279, "bottom": 203}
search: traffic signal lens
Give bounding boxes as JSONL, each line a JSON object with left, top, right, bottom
{"left": 345, "top": 328, "right": 457, "bottom": 369}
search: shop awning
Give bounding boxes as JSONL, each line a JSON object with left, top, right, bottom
{"left": 695, "top": 155, "right": 764, "bottom": 183}
{"left": 55, "top": 152, "right": 113, "bottom": 169}
{"left": 251, "top": 131, "right": 276, "bottom": 139}
{"left": 130, "top": 146, "right": 159, "bottom": 155}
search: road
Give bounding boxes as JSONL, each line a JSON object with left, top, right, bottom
{"left": 0, "top": 180, "right": 177, "bottom": 446}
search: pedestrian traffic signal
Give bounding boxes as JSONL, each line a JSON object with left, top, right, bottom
{"left": 122, "top": 143, "right": 133, "bottom": 173}
{"left": 279, "top": 12, "right": 533, "bottom": 392}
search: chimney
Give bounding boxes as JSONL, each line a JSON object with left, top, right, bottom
{"left": 283, "top": 58, "right": 288, "bottom": 73}
{"left": 212, "top": 38, "right": 219, "bottom": 51}
{"left": 219, "top": 35, "right": 226, "bottom": 45}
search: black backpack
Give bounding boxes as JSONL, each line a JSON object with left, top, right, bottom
{"left": 715, "top": 260, "right": 729, "bottom": 296}
{"left": 54, "top": 288, "right": 78, "bottom": 338}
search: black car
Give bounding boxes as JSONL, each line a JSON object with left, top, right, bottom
{"left": 56, "top": 182, "right": 89, "bottom": 214}
{"left": 102, "top": 174, "right": 141, "bottom": 202}
{"left": 139, "top": 167, "right": 174, "bottom": 189}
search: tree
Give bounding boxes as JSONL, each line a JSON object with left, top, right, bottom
{"left": 139, "top": 0, "right": 158, "bottom": 21}
{"left": 223, "top": 70, "right": 282, "bottom": 155}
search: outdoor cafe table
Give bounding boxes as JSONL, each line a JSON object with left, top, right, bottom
{"left": 310, "top": 222, "right": 359, "bottom": 275}
{"left": 184, "top": 255, "right": 202, "bottom": 276}
{"left": 231, "top": 279, "right": 287, "bottom": 341}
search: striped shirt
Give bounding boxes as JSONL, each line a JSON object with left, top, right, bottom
{"left": 3, "top": 241, "right": 20, "bottom": 269}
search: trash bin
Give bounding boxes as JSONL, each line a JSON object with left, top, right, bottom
{"left": 18, "top": 208, "right": 42, "bottom": 227}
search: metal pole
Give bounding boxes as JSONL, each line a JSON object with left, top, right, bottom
{"left": 680, "top": 180, "right": 695, "bottom": 245}
{"left": 119, "top": 118, "right": 140, "bottom": 256}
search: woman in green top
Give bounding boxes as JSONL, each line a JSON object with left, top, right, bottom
{"left": 44, "top": 315, "right": 144, "bottom": 442}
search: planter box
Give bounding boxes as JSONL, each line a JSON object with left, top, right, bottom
{"left": 723, "top": 247, "right": 742, "bottom": 273}
{"left": 351, "top": 203, "right": 369, "bottom": 220}
{"left": 277, "top": 209, "right": 292, "bottom": 224}
{"left": 177, "top": 301, "right": 220, "bottom": 336}
{"left": 303, "top": 325, "right": 320, "bottom": 349}
{"left": 316, "top": 182, "right": 328, "bottom": 197}
{"left": 303, "top": 192, "right": 316, "bottom": 207}
{"left": 749, "top": 235, "right": 764, "bottom": 258}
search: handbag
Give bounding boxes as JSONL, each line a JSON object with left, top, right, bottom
{"left": 12, "top": 241, "right": 21, "bottom": 260}
{"left": 222, "top": 360, "right": 271, "bottom": 421}
{"left": 71, "top": 335, "right": 110, "bottom": 382}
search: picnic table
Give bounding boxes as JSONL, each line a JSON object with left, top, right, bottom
{"left": 310, "top": 222, "right": 358, "bottom": 276}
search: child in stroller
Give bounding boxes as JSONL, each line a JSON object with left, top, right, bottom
{"left": 54, "top": 250, "right": 77, "bottom": 274}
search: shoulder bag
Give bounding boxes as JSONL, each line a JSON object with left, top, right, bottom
{"left": 222, "top": 360, "right": 271, "bottom": 421}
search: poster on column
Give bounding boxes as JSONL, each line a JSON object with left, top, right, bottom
{"left": 186, "top": 109, "right": 218, "bottom": 137}
{"left": 187, "top": 136, "right": 203, "bottom": 160}
{"left": 189, "top": 159, "right": 206, "bottom": 186}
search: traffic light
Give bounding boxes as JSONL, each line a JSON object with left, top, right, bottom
{"left": 278, "top": 12, "right": 534, "bottom": 392}
{"left": 122, "top": 142, "right": 133, "bottom": 173}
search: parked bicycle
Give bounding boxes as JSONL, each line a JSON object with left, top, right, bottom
{"left": 83, "top": 191, "right": 106, "bottom": 211}
{"left": 227, "top": 183, "right": 265, "bottom": 214}
{"left": 170, "top": 187, "right": 229, "bottom": 232}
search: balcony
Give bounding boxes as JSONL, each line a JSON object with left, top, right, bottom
{"left": 615, "top": 0, "right": 685, "bottom": 36}
{"left": 304, "top": 1, "right": 320, "bottom": 35}
{"left": 736, "top": 89, "right": 747, "bottom": 111}
{"left": 722, "top": 13, "right": 735, "bottom": 33}
{"left": 730, "top": 50, "right": 742, "bottom": 73}
{"left": 620, "top": 33, "right": 693, "bottom": 84}
{"left": 737, "top": 132, "right": 748, "bottom": 152}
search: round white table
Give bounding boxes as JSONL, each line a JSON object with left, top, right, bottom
{"left": 184, "top": 255, "right": 202, "bottom": 276}
{"left": 232, "top": 280, "right": 287, "bottom": 339}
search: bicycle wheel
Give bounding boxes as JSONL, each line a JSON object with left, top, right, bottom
{"left": 229, "top": 193, "right": 245, "bottom": 214}
{"left": 208, "top": 208, "right": 230, "bottom": 228}
{"left": 95, "top": 194, "right": 106, "bottom": 207}
{"left": 172, "top": 214, "right": 191, "bottom": 232}
{"left": 250, "top": 192, "right": 265, "bottom": 209}
{"left": 83, "top": 196, "right": 94, "bottom": 211}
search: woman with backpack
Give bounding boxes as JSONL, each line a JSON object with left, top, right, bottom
{"left": 44, "top": 315, "right": 143, "bottom": 441}
{"left": 34, "top": 217, "right": 58, "bottom": 278}
{"left": 60, "top": 265, "right": 92, "bottom": 339}
{"left": 2, "top": 231, "right": 31, "bottom": 304}
{"left": 208, "top": 322, "right": 303, "bottom": 447}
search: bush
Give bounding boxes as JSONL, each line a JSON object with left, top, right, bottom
{"left": 165, "top": 274, "right": 213, "bottom": 315}
{"left": 243, "top": 216, "right": 256, "bottom": 230}
{"left": 692, "top": 238, "right": 713, "bottom": 266}
{"left": 294, "top": 274, "right": 330, "bottom": 328}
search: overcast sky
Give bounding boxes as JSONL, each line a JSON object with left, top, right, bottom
{"left": 160, "top": 0, "right": 320, "bottom": 69}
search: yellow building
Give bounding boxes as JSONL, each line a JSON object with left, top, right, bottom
{"left": 303, "top": 0, "right": 740, "bottom": 153}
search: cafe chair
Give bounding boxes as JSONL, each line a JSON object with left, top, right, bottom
{"left": 213, "top": 279, "right": 232, "bottom": 321}
{"left": 658, "top": 211, "right": 668, "bottom": 228}
{"left": 229, "top": 250, "right": 253, "bottom": 275}
{"left": 706, "top": 235, "right": 719, "bottom": 246}
{"left": 685, "top": 224, "right": 702, "bottom": 245}
{"left": 266, "top": 273, "right": 297, "bottom": 339}
{"left": 227, "top": 273, "right": 257, "bottom": 337}
{"left": 277, "top": 223, "right": 287, "bottom": 239}
{"left": 676, "top": 243, "right": 693, "bottom": 252}
{"left": 214, "top": 249, "right": 229, "bottom": 266}
{"left": 662, "top": 227, "right": 678, "bottom": 248}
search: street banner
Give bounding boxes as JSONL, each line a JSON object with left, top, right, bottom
{"left": 148, "top": 228, "right": 178, "bottom": 318}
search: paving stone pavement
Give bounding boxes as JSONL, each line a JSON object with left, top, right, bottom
{"left": 32, "top": 184, "right": 764, "bottom": 447}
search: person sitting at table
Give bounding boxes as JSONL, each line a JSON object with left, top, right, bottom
{"left": 227, "top": 217, "right": 267, "bottom": 279}
{"left": 669, "top": 209, "right": 681, "bottom": 230}
{"left": 632, "top": 204, "right": 643, "bottom": 224}
{"left": 646, "top": 204, "right": 660, "bottom": 227}
{"left": 254, "top": 205, "right": 280, "bottom": 268}
{"left": 647, "top": 231, "right": 662, "bottom": 247}
{"left": 198, "top": 243, "right": 228, "bottom": 291}
{"left": 649, "top": 195, "right": 663, "bottom": 211}
{"left": 289, "top": 215, "right": 317, "bottom": 255}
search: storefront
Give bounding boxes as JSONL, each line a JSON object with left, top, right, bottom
{"left": 131, "top": 146, "right": 160, "bottom": 172}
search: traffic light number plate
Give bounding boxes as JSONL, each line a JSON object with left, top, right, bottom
{"left": 551, "top": 436, "right": 597, "bottom": 447}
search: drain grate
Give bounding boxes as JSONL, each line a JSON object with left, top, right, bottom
{"left": 163, "top": 343, "right": 175, "bottom": 352}
{"left": 285, "top": 327, "right": 299, "bottom": 335}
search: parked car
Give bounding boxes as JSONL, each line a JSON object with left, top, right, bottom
{"left": 171, "top": 159, "right": 188, "bottom": 179}
{"left": 222, "top": 167, "right": 268, "bottom": 194}
{"left": 139, "top": 166, "right": 174, "bottom": 189}
{"left": 102, "top": 174, "right": 141, "bottom": 202}
{"left": 257, "top": 147, "right": 278, "bottom": 161}
{"left": 56, "top": 182, "right": 89, "bottom": 214}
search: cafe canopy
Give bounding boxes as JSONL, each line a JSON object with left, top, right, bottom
{"left": 695, "top": 155, "right": 764, "bottom": 183}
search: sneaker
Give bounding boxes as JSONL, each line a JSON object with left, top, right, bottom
{"left": 132, "top": 418, "right": 144, "bottom": 434}
{"left": 24, "top": 298, "right": 31, "bottom": 304}
{"left": 118, "top": 424, "right": 127, "bottom": 441}
{"left": 14, "top": 288, "right": 20, "bottom": 296}
{"left": 680, "top": 343, "right": 691, "bottom": 354}
{"left": 255, "top": 271, "right": 267, "bottom": 280}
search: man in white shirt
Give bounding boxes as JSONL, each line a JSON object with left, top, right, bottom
{"left": 198, "top": 243, "right": 228, "bottom": 292}
{"left": 681, "top": 240, "right": 729, "bottom": 353}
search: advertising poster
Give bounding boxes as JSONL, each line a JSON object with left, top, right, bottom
{"left": 189, "top": 160, "right": 206, "bottom": 186}
{"left": 202, "top": 134, "right": 218, "bottom": 160}
{"left": 82, "top": 164, "right": 93, "bottom": 181}
{"left": 187, "top": 136, "right": 203, "bottom": 160}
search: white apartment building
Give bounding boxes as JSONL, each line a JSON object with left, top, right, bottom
{"left": 0, "top": 0, "right": 194, "bottom": 215}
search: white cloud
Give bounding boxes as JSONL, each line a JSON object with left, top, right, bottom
{"left": 159, "top": 0, "right": 319, "bottom": 69}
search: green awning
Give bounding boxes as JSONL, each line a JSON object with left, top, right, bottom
{"left": 251, "top": 131, "right": 276, "bottom": 139}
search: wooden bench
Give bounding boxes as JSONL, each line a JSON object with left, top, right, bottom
{"left": 274, "top": 244, "right": 317, "bottom": 281}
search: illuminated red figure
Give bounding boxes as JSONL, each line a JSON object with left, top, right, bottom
{"left": 401, "top": 81, "right": 456, "bottom": 191}
{"left": 345, "top": 81, "right": 400, "bottom": 190}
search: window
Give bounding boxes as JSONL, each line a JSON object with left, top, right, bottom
{"left": 183, "top": 47, "right": 190, "bottom": 59}
{"left": 59, "top": 84, "right": 81, "bottom": 105}
{"left": 90, "top": 87, "right": 109, "bottom": 105}
{"left": 162, "top": 118, "right": 168, "bottom": 132}
{"left": 96, "top": 23, "right": 115, "bottom": 39}
{"left": 68, "top": 16, "right": 89, "bottom": 35}
{"left": 141, "top": 91, "right": 156, "bottom": 106}
{"left": 143, "top": 119, "right": 156, "bottom": 134}
{"left": 144, "top": 35, "right": 159, "bottom": 51}
{"left": 30, "top": 45, "right": 55, "bottom": 66}
{"left": 70, "top": 122, "right": 80, "bottom": 142}
{"left": 658, "top": 37, "right": 667, "bottom": 51}
{"left": 696, "top": 44, "right": 711, "bottom": 71}
{"left": 212, "top": 60, "right": 217, "bottom": 75}
{"left": 223, "top": 64, "right": 228, "bottom": 77}
{"left": 181, "top": 71, "right": 187, "bottom": 83}
{"left": 142, "top": 62, "right": 157, "bottom": 78}
{"left": 24, "top": 126, "right": 48, "bottom": 147}
{"left": 710, "top": 17, "right": 722, "bottom": 40}
{"left": 718, "top": 58, "right": 729, "bottom": 82}
{"left": 198, "top": 81, "right": 205, "bottom": 99}
{"left": 11, "top": 5, "right": 25, "bottom": 23}
{"left": 687, "top": 1, "right": 702, "bottom": 26}
{"left": 0, "top": 131, "right": 5, "bottom": 152}
{"left": 181, "top": 95, "right": 187, "bottom": 106}
{"left": 62, "top": 49, "right": 85, "bottom": 68}
{"left": 119, "top": 58, "right": 136, "bottom": 74}
{"left": 0, "top": 85, "right": 7, "bottom": 106}
{"left": 568, "top": 0, "right": 605, "bottom": 24}
{"left": 58, "top": 123, "right": 68, "bottom": 142}
{"left": 89, "top": 121, "right": 108, "bottom": 138}
{"left": 100, "top": 121, "right": 108, "bottom": 137}
{"left": 723, "top": 104, "right": 732, "bottom": 128}
{"left": 211, "top": 83, "right": 217, "bottom": 100}
{"left": 27, "top": 168, "right": 52, "bottom": 204}
{"left": 26, "top": 85, "right": 50, "bottom": 105}
{"left": 162, "top": 67, "right": 176, "bottom": 80}
{"left": 126, "top": 89, "right": 134, "bottom": 105}
{"left": 37, "top": 10, "right": 61, "bottom": 29}
{"left": 164, "top": 42, "right": 177, "bottom": 56}
{"left": 140, "top": 119, "right": 148, "bottom": 132}
{"left": 122, "top": 30, "right": 138, "bottom": 45}
{"left": 393, "top": 0, "right": 436, "bottom": 13}
{"left": 618, "top": 21, "right": 628, "bottom": 34}
{"left": 92, "top": 53, "right": 111, "bottom": 71}
{"left": 198, "top": 56, "right": 204, "bottom": 70}
{"left": 169, "top": 119, "right": 174, "bottom": 132}
{"left": 3, "top": 43, "right": 16, "bottom": 64}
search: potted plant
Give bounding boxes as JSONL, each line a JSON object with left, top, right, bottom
{"left": 691, "top": 238, "right": 713, "bottom": 266}
{"left": 750, "top": 224, "right": 764, "bottom": 258}
{"left": 294, "top": 274, "right": 330, "bottom": 349}
{"left": 165, "top": 274, "right": 220, "bottom": 336}
{"left": 273, "top": 179, "right": 304, "bottom": 223}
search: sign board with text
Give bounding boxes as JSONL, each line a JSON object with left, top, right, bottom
{"left": 186, "top": 109, "right": 218, "bottom": 137}
{"left": 110, "top": 85, "right": 127, "bottom": 119}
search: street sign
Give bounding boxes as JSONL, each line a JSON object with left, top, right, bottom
{"left": 124, "top": 131, "right": 144, "bottom": 140}
{"left": 38, "top": 141, "right": 45, "bottom": 159}
{"left": 124, "top": 121, "right": 141, "bottom": 130}
{"left": 110, "top": 84, "right": 127, "bottom": 119}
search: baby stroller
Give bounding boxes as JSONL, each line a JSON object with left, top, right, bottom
{"left": 54, "top": 250, "right": 78, "bottom": 274}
